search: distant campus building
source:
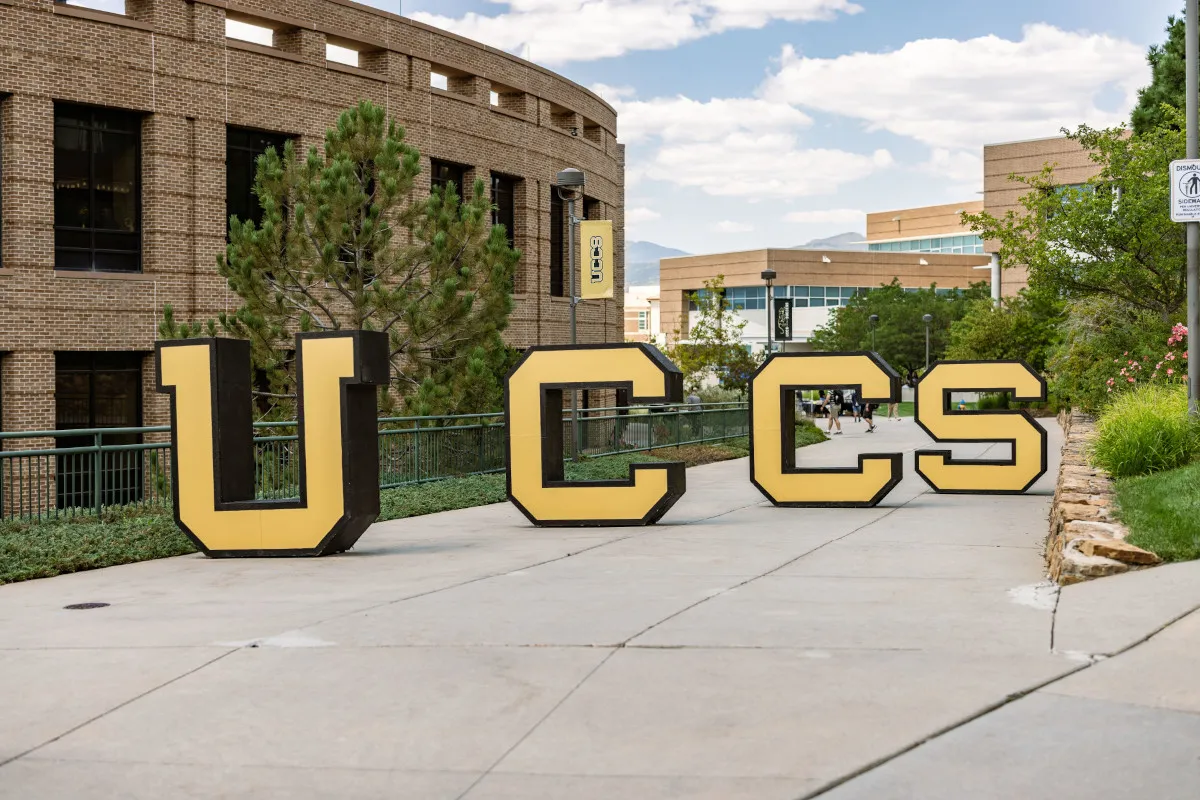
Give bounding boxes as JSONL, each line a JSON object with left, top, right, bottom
{"left": 641, "top": 134, "right": 1102, "bottom": 352}
{"left": 0, "top": 0, "right": 625, "bottom": 438}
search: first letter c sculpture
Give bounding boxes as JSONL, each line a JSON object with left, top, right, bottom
{"left": 156, "top": 331, "right": 389, "bottom": 557}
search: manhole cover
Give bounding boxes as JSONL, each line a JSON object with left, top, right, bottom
{"left": 63, "top": 602, "right": 110, "bottom": 610}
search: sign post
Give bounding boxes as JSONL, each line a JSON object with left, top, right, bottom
{"left": 1186, "top": 0, "right": 1199, "bottom": 416}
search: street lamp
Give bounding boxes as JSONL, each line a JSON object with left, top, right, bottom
{"left": 761, "top": 268, "right": 777, "bottom": 356}
{"left": 556, "top": 167, "right": 586, "bottom": 460}
{"left": 922, "top": 313, "right": 933, "bottom": 371}
{"left": 869, "top": 314, "right": 879, "bottom": 351}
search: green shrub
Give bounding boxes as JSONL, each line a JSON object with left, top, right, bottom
{"left": 1092, "top": 384, "right": 1200, "bottom": 478}
{"left": 977, "top": 393, "right": 1010, "bottom": 410}
{"left": 697, "top": 386, "right": 744, "bottom": 404}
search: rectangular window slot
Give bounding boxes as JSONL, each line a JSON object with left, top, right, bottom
{"left": 226, "top": 18, "right": 274, "bottom": 47}
{"left": 59, "top": 0, "right": 127, "bottom": 13}
{"left": 326, "top": 43, "right": 359, "bottom": 67}
{"left": 430, "top": 72, "right": 449, "bottom": 91}
{"left": 489, "top": 91, "right": 500, "bottom": 106}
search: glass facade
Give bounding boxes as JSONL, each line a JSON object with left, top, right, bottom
{"left": 54, "top": 104, "right": 142, "bottom": 272}
{"left": 869, "top": 234, "right": 984, "bottom": 254}
{"left": 774, "top": 285, "right": 870, "bottom": 308}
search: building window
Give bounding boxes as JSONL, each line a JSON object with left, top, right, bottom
{"left": 583, "top": 196, "right": 601, "bottom": 221}
{"left": 54, "top": 104, "right": 142, "bottom": 273}
{"left": 550, "top": 189, "right": 565, "bottom": 296}
{"left": 54, "top": 352, "right": 144, "bottom": 509}
{"left": 724, "top": 286, "right": 766, "bottom": 311}
{"left": 226, "top": 127, "right": 290, "bottom": 232}
{"left": 431, "top": 159, "right": 468, "bottom": 199}
{"left": 868, "top": 234, "right": 984, "bottom": 255}
{"left": 637, "top": 311, "right": 648, "bottom": 331}
{"left": 491, "top": 173, "right": 517, "bottom": 248}
{"left": 0, "top": 97, "right": 4, "bottom": 270}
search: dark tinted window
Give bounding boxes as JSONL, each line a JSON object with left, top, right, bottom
{"left": 54, "top": 351, "right": 144, "bottom": 508}
{"left": 54, "top": 104, "right": 141, "bottom": 273}
{"left": 227, "top": 127, "right": 290, "bottom": 231}
{"left": 550, "top": 189, "right": 564, "bottom": 297}
{"left": 430, "top": 159, "right": 468, "bottom": 199}
{"left": 491, "top": 173, "right": 516, "bottom": 248}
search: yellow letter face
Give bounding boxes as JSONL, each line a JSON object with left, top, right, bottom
{"left": 914, "top": 361, "right": 1048, "bottom": 494}
{"left": 506, "top": 344, "right": 685, "bottom": 527}
{"left": 156, "top": 331, "right": 389, "bottom": 557}
{"left": 750, "top": 352, "right": 902, "bottom": 507}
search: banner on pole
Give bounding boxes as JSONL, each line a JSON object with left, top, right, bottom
{"left": 580, "top": 220, "right": 614, "bottom": 300}
{"left": 773, "top": 298, "right": 793, "bottom": 342}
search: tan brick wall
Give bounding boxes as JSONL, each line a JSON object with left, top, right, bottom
{"left": 660, "top": 249, "right": 992, "bottom": 344}
{"left": 0, "top": 0, "right": 624, "bottom": 434}
{"left": 866, "top": 200, "right": 983, "bottom": 242}
{"left": 983, "top": 135, "right": 1104, "bottom": 295}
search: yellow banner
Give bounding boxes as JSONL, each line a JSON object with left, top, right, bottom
{"left": 580, "top": 220, "right": 614, "bottom": 300}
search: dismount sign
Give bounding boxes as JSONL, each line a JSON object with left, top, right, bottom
{"left": 1170, "top": 159, "right": 1200, "bottom": 222}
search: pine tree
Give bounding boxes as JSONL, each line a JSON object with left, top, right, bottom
{"left": 1132, "top": 11, "right": 1187, "bottom": 134}
{"left": 160, "top": 101, "right": 520, "bottom": 419}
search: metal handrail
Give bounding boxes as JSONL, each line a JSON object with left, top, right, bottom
{"left": 0, "top": 403, "right": 749, "bottom": 522}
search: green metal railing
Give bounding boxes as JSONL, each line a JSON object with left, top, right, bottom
{"left": 0, "top": 403, "right": 747, "bottom": 522}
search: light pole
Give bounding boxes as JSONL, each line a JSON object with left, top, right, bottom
{"left": 761, "top": 268, "right": 777, "bottom": 356}
{"left": 869, "top": 314, "right": 879, "bottom": 351}
{"left": 922, "top": 313, "right": 933, "bottom": 371}
{"left": 556, "top": 167, "right": 586, "bottom": 459}
{"left": 1188, "top": 0, "right": 1199, "bottom": 416}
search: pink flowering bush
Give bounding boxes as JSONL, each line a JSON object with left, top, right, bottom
{"left": 1106, "top": 324, "right": 1188, "bottom": 395}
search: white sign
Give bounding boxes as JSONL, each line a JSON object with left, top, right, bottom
{"left": 1170, "top": 159, "right": 1200, "bottom": 222}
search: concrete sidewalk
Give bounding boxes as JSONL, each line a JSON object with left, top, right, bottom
{"left": 1, "top": 418, "right": 1198, "bottom": 799}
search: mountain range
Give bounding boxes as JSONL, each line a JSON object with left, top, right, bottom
{"left": 624, "top": 232, "right": 866, "bottom": 287}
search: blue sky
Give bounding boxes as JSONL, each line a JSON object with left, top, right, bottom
{"left": 387, "top": 0, "right": 1180, "bottom": 254}
{"left": 78, "top": 0, "right": 1182, "bottom": 253}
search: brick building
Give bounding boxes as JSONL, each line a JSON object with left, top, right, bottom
{"left": 0, "top": 0, "right": 625, "bottom": 446}
{"left": 660, "top": 249, "right": 993, "bottom": 354}
{"left": 983, "top": 134, "right": 1104, "bottom": 295}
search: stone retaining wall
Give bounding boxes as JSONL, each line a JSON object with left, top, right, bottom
{"left": 1047, "top": 411, "right": 1162, "bottom": 585}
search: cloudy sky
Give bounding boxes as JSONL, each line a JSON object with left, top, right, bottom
{"left": 387, "top": 0, "right": 1175, "bottom": 253}
{"left": 77, "top": 0, "right": 1180, "bottom": 252}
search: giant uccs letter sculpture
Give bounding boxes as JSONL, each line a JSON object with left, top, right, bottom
{"left": 505, "top": 344, "right": 686, "bottom": 527}
{"left": 157, "top": 338, "right": 1048, "bottom": 550}
{"left": 156, "top": 331, "right": 388, "bottom": 557}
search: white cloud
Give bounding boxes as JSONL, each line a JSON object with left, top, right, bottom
{"left": 411, "top": 0, "right": 861, "bottom": 65}
{"left": 604, "top": 90, "right": 890, "bottom": 199}
{"left": 646, "top": 137, "right": 892, "bottom": 199}
{"left": 716, "top": 220, "right": 755, "bottom": 233}
{"left": 626, "top": 207, "right": 662, "bottom": 224}
{"left": 783, "top": 208, "right": 865, "bottom": 224}
{"left": 759, "top": 24, "right": 1148, "bottom": 151}
{"left": 609, "top": 95, "right": 812, "bottom": 144}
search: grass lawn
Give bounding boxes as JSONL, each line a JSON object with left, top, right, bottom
{"left": 1, "top": 428, "right": 826, "bottom": 586}
{"left": 1113, "top": 462, "right": 1200, "bottom": 562}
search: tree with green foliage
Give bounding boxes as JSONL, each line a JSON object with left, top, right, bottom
{"left": 963, "top": 114, "right": 1186, "bottom": 322}
{"left": 946, "top": 289, "right": 1066, "bottom": 373}
{"left": 810, "top": 279, "right": 990, "bottom": 376}
{"left": 667, "top": 275, "right": 759, "bottom": 395}
{"left": 1047, "top": 296, "right": 1175, "bottom": 412}
{"left": 1131, "top": 11, "right": 1187, "bottom": 135}
{"left": 160, "top": 100, "right": 520, "bottom": 419}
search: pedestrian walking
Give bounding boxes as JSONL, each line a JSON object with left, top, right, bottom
{"left": 863, "top": 401, "right": 876, "bottom": 433}
{"left": 822, "top": 388, "right": 844, "bottom": 435}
